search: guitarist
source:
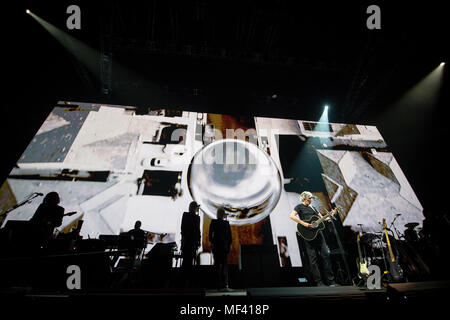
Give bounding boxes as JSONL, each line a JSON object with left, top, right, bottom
{"left": 289, "top": 191, "right": 338, "bottom": 287}
{"left": 30, "top": 191, "right": 65, "bottom": 248}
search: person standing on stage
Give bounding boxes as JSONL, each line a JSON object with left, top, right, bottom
{"left": 30, "top": 191, "right": 65, "bottom": 248}
{"left": 209, "top": 208, "right": 232, "bottom": 289}
{"left": 289, "top": 191, "right": 338, "bottom": 286}
{"left": 180, "top": 201, "right": 201, "bottom": 285}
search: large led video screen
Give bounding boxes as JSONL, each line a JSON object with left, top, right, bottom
{"left": 0, "top": 102, "right": 423, "bottom": 267}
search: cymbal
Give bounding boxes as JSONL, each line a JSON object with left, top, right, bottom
{"left": 405, "top": 222, "right": 419, "bottom": 229}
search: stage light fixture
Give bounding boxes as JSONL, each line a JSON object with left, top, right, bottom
{"left": 26, "top": 9, "right": 30, "bottom": 14}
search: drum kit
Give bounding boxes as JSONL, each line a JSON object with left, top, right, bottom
{"left": 356, "top": 219, "right": 429, "bottom": 282}
{"left": 358, "top": 220, "right": 421, "bottom": 246}
{"left": 404, "top": 222, "right": 420, "bottom": 243}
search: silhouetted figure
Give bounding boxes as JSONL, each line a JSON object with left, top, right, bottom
{"left": 421, "top": 209, "right": 439, "bottom": 243}
{"left": 30, "top": 192, "right": 64, "bottom": 248}
{"left": 209, "top": 208, "right": 232, "bottom": 289}
{"left": 180, "top": 201, "right": 201, "bottom": 286}
{"left": 128, "top": 220, "right": 146, "bottom": 241}
{"left": 421, "top": 209, "right": 448, "bottom": 278}
{"left": 127, "top": 220, "right": 147, "bottom": 261}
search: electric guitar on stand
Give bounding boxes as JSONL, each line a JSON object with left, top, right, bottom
{"left": 356, "top": 233, "right": 370, "bottom": 278}
{"left": 382, "top": 218, "right": 404, "bottom": 282}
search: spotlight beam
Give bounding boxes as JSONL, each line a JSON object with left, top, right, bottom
{"left": 26, "top": 12, "right": 168, "bottom": 105}
{"left": 27, "top": 11, "right": 100, "bottom": 79}
{"left": 316, "top": 105, "right": 329, "bottom": 132}
{"left": 374, "top": 63, "right": 444, "bottom": 147}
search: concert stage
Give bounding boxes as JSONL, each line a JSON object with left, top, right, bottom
{"left": 2, "top": 281, "right": 449, "bottom": 317}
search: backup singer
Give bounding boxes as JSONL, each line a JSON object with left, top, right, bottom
{"left": 209, "top": 208, "right": 232, "bottom": 289}
{"left": 180, "top": 201, "right": 201, "bottom": 286}
{"left": 290, "top": 191, "right": 338, "bottom": 286}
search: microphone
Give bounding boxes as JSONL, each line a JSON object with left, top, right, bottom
{"left": 35, "top": 193, "right": 44, "bottom": 196}
{"left": 395, "top": 214, "right": 401, "bottom": 217}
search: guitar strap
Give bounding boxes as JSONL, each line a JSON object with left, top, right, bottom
{"left": 310, "top": 206, "right": 319, "bottom": 214}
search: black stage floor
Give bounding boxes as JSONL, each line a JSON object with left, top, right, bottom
{"left": 2, "top": 281, "right": 449, "bottom": 317}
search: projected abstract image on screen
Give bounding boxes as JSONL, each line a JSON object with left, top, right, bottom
{"left": 0, "top": 102, "right": 423, "bottom": 267}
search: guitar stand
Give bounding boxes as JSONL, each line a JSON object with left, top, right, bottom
{"left": 353, "top": 276, "right": 367, "bottom": 288}
{"left": 381, "top": 270, "right": 395, "bottom": 286}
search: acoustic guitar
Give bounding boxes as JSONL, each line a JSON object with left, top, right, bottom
{"left": 296, "top": 206, "right": 341, "bottom": 241}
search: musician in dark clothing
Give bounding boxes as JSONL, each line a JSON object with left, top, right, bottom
{"left": 127, "top": 220, "right": 147, "bottom": 261}
{"left": 128, "top": 220, "right": 146, "bottom": 241}
{"left": 289, "top": 191, "right": 337, "bottom": 286}
{"left": 30, "top": 192, "right": 64, "bottom": 247}
{"left": 180, "top": 201, "right": 201, "bottom": 284}
{"left": 209, "top": 208, "right": 232, "bottom": 289}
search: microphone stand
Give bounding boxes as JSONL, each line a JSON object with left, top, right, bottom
{"left": 377, "top": 222, "right": 390, "bottom": 277}
{"left": 389, "top": 216, "right": 403, "bottom": 265}
{"left": 324, "top": 208, "right": 352, "bottom": 285}
{"left": 390, "top": 215, "right": 402, "bottom": 240}
{"left": 357, "top": 224, "right": 364, "bottom": 234}
{"left": 0, "top": 193, "right": 42, "bottom": 222}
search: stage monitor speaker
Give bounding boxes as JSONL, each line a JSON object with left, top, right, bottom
{"left": 142, "top": 242, "right": 176, "bottom": 287}
{"left": 239, "top": 244, "right": 280, "bottom": 287}
{"left": 387, "top": 280, "right": 450, "bottom": 299}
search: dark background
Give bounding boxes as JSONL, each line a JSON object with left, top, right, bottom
{"left": 1, "top": 1, "right": 448, "bottom": 215}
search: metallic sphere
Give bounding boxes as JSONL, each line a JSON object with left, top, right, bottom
{"left": 188, "top": 139, "right": 282, "bottom": 225}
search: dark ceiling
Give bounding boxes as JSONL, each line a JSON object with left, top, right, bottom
{"left": 1, "top": 0, "right": 449, "bottom": 211}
